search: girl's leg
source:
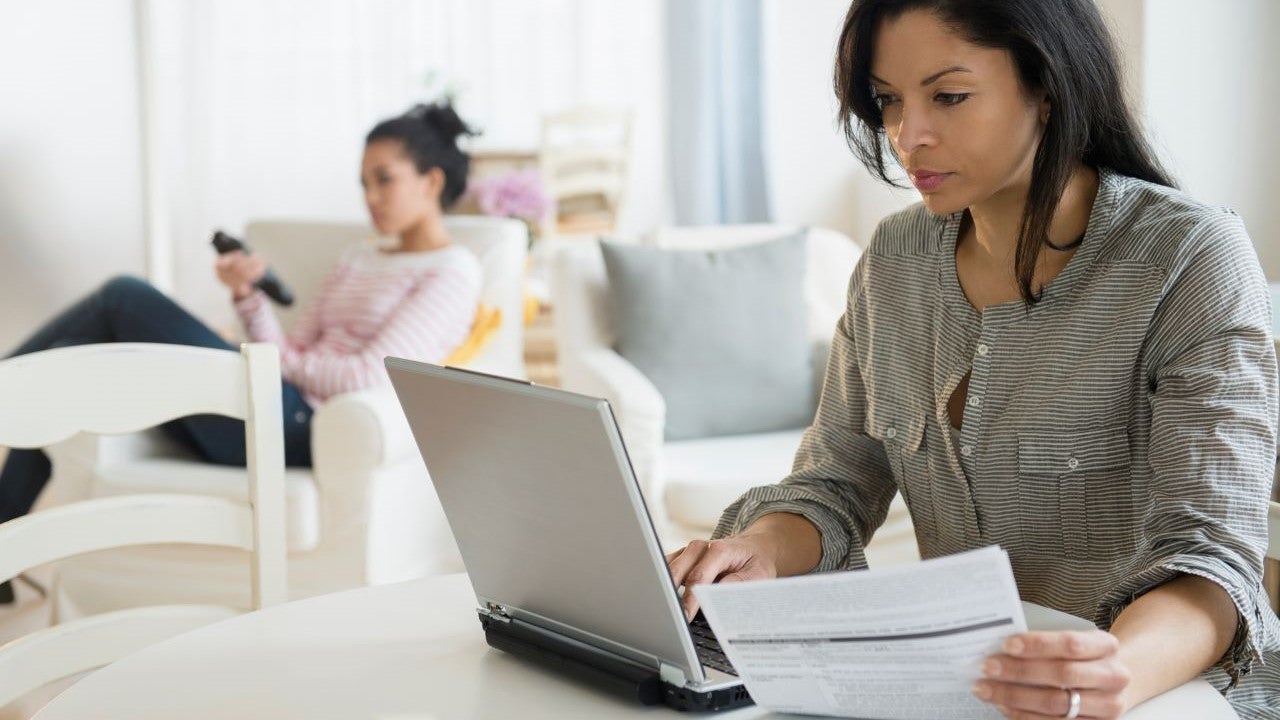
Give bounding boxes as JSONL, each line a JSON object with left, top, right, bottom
{"left": 0, "top": 450, "right": 50, "bottom": 525}
{"left": 6, "top": 275, "right": 235, "bottom": 358}
{"left": 164, "top": 381, "right": 314, "bottom": 468}
{"left": 0, "top": 450, "right": 50, "bottom": 600}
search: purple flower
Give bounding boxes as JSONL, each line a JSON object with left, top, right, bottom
{"left": 468, "top": 168, "right": 553, "bottom": 223}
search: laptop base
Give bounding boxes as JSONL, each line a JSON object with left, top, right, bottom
{"left": 479, "top": 613, "right": 753, "bottom": 712}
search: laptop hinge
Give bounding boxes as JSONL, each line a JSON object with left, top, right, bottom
{"left": 482, "top": 602, "right": 514, "bottom": 623}
{"left": 659, "top": 662, "right": 689, "bottom": 687}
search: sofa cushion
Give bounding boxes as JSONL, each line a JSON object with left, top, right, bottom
{"left": 662, "top": 429, "right": 805, "bottom": 529}
{"left": 600, "top": 233, "right": 814, "bottom": 441}
{"left": 662, "top": 429, "right": 920, "bottom": 566}
{"left": 92, "top": 457, "right": 320, "bottom": 551}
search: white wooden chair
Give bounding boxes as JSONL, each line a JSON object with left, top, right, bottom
{"left": 539, "top": 106, "right": 633, "bottom": 237}
{"left": 0, "top": 342, "right": 285, "bottom": 708}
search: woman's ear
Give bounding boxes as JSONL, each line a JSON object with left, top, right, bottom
{"left": 422, "top": 167, "right": 446, "bottom": 200}
{"left": 1038, "top": 94, "right": 1051, "bottom": 125}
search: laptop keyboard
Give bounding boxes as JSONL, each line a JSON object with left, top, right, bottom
{"left": 688, "top": 614, "right": 737, "bottom": 676}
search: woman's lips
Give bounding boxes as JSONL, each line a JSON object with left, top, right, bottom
{"left": 910, "top": 170, "right": 952, "bottom": 192}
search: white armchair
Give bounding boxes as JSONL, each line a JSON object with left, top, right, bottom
{"left": 550, "top": 225, "right": 918, "bottom": 566}
{"left": 45, "top": 216, "right": 527, "bottom": 617}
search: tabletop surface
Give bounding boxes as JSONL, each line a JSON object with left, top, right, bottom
{"left": 34, "top": 573, "right": 1236, "bottom": 720}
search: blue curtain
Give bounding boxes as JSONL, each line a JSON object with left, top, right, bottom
{"left": 666, "top": 0, "right": 772, "bottom": 225}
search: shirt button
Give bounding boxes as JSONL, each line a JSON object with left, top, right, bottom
{"left": 967, "top": 396, "right": 982, "bottom": 408}
{"left": 960, "top": 444, "right": 973, "bottom": 457}
{"left": 294, "top": 411, "right": 308, "bottom": 424}
{"left": 1067, "top": 457, "right": 1079, "bottom": 470}
{"left": 976, "top": 343, "right": 990, "bottom": 357}
{"left": 884, "top": 427, "right": 898, "bottom": 440}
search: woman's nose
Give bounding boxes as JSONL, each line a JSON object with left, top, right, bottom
{"left": 891, "top": 101, "right": 938, "bottom": 154}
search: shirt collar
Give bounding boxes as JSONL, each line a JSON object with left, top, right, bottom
{"left": 936, "top": 167, "right": 1123, "bottom": 325}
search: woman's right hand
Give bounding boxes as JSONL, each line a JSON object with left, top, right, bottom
{"left": 665, "top": 535, "right": 781, "bottom": 622}
{"left": 666, "top": 512, "right": 823, "bottom": 621}
{"left": 215, "top": 251, "right": 267, "bottom": 301}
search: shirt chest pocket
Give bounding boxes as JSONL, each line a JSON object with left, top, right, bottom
{"left": 865, "top": 408, "right": 935, "bottom": 540}
{"left": 1016, "top": 427, "right": 1134, "bottom": 559}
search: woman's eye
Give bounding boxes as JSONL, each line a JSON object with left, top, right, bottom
{"left": 873, "top": 93, "right": 900, "bottom": 109}
{"left": 936, "top": 92, "right": 970, "bottom": 106}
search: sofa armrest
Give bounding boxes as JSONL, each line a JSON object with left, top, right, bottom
{"left": 308, "top": 387, "right": 418, "bottom": 548}
{"left": 311, "top": 387, "right": 417, "bottom": 469}
{"left": 811, "top": 335, "right": 832, "bottom": 411}
{"left": 568, "top": 348, "right": 666, "bottom": 502}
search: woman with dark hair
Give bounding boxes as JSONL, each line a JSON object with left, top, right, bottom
{"left": 667, "top": 1, "right": 1277, "bottom": 717}
{"left": 0, "top": 101, "right": 483, "bottom": 604}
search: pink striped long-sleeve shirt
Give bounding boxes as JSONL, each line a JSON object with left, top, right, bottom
{"left": 234, "top": 242, "right": 482, "bottom": 407}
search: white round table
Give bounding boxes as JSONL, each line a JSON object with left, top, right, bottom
{"left": 34, "top": 574, "right": 1236, "bottom": 719}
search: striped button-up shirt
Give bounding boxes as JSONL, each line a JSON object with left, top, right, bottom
{"left": 714, "top": 170, "right": 1279, "bottom": 716}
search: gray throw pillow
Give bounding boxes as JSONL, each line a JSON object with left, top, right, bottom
{"left": 600, "top": 233, "right": 814, "bottom": 441}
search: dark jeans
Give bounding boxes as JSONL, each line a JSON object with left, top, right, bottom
{"left": 0, "top": 275, "right": 313, "bottom": 525}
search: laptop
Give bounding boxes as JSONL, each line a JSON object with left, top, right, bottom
{"left": 385, "top": 358, "right": 751, "bottom": 712}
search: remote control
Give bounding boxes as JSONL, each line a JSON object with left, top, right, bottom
{"left": 211, "top": 230, "right": 295, "bottom": 306}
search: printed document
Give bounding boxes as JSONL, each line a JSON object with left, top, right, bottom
{"left": 692, "top": 546, "right": 1025, "bottom": 719}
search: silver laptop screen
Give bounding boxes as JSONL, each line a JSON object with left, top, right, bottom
{"left": 386, "top": 359, "right": 703, "bottom": 677}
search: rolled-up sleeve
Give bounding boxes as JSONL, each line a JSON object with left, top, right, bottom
{"left": 712, "top": 255, "right": 901, "bottom": 573}
{"left": 1097, "top": 214, "right": 1278, "bottom": 686}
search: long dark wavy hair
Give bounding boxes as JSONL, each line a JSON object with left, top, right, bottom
{"left": 834, "top": 0, "right": 1175, "bottom": 304}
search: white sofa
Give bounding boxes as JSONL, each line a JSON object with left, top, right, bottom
{"left": 45, "top": 216, "right": 527, "bottom": 616}
{"left": 549, "top": 225, "right": 919, "bottom": 566}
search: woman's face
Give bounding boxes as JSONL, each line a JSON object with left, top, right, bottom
{"left": 870, "top": 10, "right": 1048, "bottom": 214}
{"left": 361, "top": 139, "right": 443, "bottom": 236}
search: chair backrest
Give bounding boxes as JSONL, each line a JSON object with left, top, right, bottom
{"left": 551, "top": 225, "right": 862, "bottom": 361}
{"left": 0, "top": 342, "right": 286, "bottom": 706}
{"left": 539, "top": 106, "right": 633, "bottom": 229}
{"left": 245, "top": 217, "right": 528, "bottom": 378}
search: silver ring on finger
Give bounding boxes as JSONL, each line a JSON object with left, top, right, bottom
{"left": 1061, "top": 687, "right": 1081, "bottom": 719}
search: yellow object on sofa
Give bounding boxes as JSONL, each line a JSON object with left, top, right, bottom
{"left": 443, "top": 304, "right": 502, "bottom": 366}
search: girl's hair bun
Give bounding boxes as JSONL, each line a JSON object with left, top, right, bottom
{"left": 406, "top": 101, "right": 477, "bottom": 147}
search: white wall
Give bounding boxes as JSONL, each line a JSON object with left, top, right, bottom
{"left": 761, "top": 0, "right": 917, "bottom": 247}
{"left": 0, "top": 0, "right": 146, "bottom": 349}
{"left": 1095, "top": 0, "right": 1144, "bottom": 111}
{"left": 1141, "top": 0, "right": 1280, "bottom": 280}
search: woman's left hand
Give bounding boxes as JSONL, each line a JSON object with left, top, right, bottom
{"left": 971, "top": 630, "right": 1131, "bottom": 719}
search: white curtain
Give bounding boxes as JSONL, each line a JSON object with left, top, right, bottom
{"left": 664, "top": 0, "right": 771, "bottom": 225}
{"left": 140, "top": 0, "right": 666, "bottom": 326}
